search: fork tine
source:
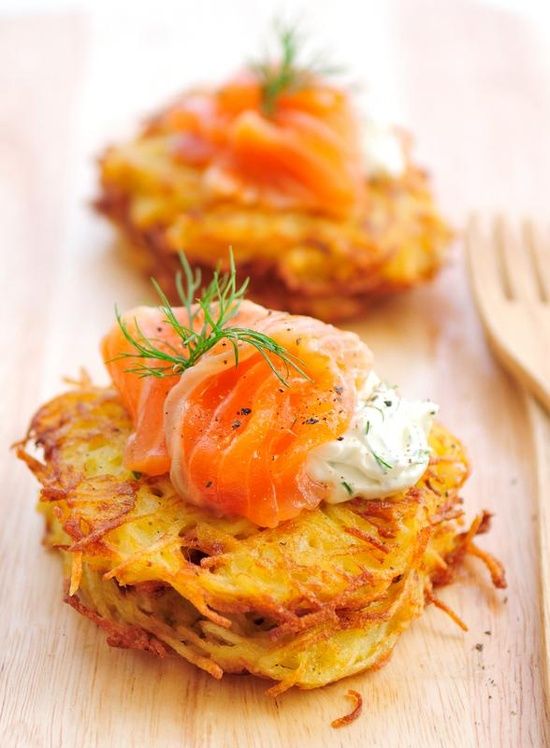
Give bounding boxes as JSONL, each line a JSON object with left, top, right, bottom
{"left": 466, "top": 213, "right": 550, "bottom": 414}
{"left": 523, "top": 219, "right": 550, "bottom": 303}
{"left": 494, "top": 216, "right": 540, "bottom": 301}
{"left": 465, "top": 214, "right": 502, "bottom": 304}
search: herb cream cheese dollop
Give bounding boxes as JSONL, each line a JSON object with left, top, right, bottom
{"left": 362, "top": 120, "right": 406, "bottom": 178}
{"left": 308, "top": 372, "right": 437, "bottom": 503}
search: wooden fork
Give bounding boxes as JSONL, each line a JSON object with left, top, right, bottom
{"left": 465, "top": 215, "right": 550, "bottom": 412}
{"left": 466, "top": 216, "right": 550, "bottom": 702}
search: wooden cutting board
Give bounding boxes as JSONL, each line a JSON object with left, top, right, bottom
{"left": 1, "top": 3, "right": 549, "bottom": 746}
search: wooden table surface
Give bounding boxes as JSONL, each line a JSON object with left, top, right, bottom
{"left": 1, "top": 2, "right": 549, "bottom": 746}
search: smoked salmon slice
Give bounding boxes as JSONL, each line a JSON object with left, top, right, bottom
{"left": 102, "top": 299, "right": 372, "bottom": 526}
{"left": 163, "top": 73, "right": 366, "bottom": 218}
{"left": 101, "top": 306, "right": 188, "bottom": 476}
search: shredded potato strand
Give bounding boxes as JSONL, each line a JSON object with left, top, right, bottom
{"left": 69, "top": 552, "right": 82, "bottom": 596}
{"left": 426, "top": 589, "right": 468, "bottom": 632}
{"left": 331, "top": 689, "right": 363, "bottom": 728}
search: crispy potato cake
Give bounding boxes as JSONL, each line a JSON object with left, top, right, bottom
{"left": 95, "top": 26, "right": 452, "bottom": 321}
{"left": 18, "top": 383, "right": 504, "bottom": 692}
{"left": 97, "top": 139, "right": 452, "bottom": 322}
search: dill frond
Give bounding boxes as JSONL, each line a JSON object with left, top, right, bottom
{"left": 250, "top": 22, "right": 343, "bottom": 116}
{"left": 112, "top": 251, "right": 309, "bottom": 387}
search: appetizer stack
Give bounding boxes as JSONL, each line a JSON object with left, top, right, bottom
{"left": 96, "top": 28, "right": 452, "bottom": 320}
{"left": 17, "top": 24, "right": 505, "bottom": 700}
{"left": 18, "top": 258, "right": 504, "bottom": 693}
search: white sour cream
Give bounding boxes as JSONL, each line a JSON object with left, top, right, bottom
{"left": 362, "top": 120, "right": 406, "bottom": 178}
{"left": 307, "top": 373, "right": 437, "bottom": 503}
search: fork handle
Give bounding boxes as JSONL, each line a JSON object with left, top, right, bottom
{"left": 526, "top": 396, "right": 550, "bottom": 709}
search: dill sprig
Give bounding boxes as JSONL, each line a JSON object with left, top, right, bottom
{"left": 250, "top": 22, "right": 342, "bottom": 116}
{"left": 372, "top": 451, "right": 394, "bottom": 473}
{"left": 341, "top": 480, "right": 353, "bottom": 496}
{"left": 113, "top": 251, "right": 309, "bottom": 387}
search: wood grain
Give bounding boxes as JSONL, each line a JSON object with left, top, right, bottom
{"left": 1, "top": 3, "right": 549, "bottom": 746}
